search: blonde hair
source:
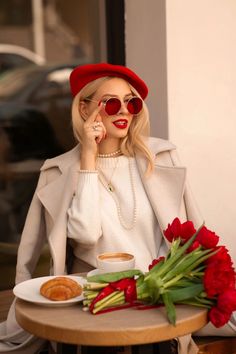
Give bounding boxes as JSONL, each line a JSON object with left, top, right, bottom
{"left": 71, "top": 77, "right": 154, "bottom": 174}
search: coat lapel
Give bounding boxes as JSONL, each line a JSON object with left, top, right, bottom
{"left": 136, "top": 147, "right": 187, "bottom": 233}
{"left": 37, "top": 146, "right": 80, "bottom": 222}
{"left": 36, "top": 147, "right": 80, "bottom": 274}
{"left": 47, "top": 168, "right": 79, "bottom": 274}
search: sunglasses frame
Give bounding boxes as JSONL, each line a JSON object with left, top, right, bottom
{"left": 84, "top": 96, "right": 143, "bottom": 116}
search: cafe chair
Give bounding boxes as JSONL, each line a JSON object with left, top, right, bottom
{"left": 0, "top": 289, "right": 14, "bottom": 322}
{"left": 0, "top": 290, "right": 54, "bottom": 354}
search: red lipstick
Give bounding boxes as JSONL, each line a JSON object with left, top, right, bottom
{"left": 112, "top": 119, "right": 128, "bottom": 129}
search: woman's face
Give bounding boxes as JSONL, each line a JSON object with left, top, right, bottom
{"left": 84, "top": 78, "right": 135, "bottom": 140}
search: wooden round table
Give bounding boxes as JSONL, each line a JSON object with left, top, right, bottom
{"left": 16, "top": 298, "right": 207, "bottom": 352}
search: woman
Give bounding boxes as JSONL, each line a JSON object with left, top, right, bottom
{"left": 0, "top": 63, "right": 234, "bottom": 353}
{"left": 66, "top": 63, "right": 203, "bottom": 274}
{"left": 16, "top": 63, "right": 203, "bottom": 283}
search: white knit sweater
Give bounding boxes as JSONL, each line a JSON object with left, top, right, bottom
{"left": 67, "top": 155, "right": 166, "bottom": 272}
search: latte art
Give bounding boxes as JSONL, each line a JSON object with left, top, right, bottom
{"left": 99, "top": 254, "right": 133, "bottom": 262}
{"left": 104, "top": 257, "right": 130, "bottom": 262}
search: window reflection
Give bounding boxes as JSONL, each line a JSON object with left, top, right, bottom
{"left": 0, "top": 63, "right": 77, "bottom": 245}
{"left": 0, "top": 0, "right": 106, "bottom": 290}
{"left": 0, "top": 68, "right": 44, "bottom": 99}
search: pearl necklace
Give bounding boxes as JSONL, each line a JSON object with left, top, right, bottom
{"left": 98, "top": 158, "right": 137, "bottom": 230}
{"left": 97, "top": 149, "right": 121, "bottom": 158}
{"left": 99, "top": 158, "right": 119, "bottom": 193}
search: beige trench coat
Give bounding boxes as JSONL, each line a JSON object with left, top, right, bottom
{"left": 0, "top": 137, "right": 233, "bottom": 353}
{"left": 15, "top": 137, "right": 203, "bottom": 283}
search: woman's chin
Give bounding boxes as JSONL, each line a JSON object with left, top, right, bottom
{"left": 109, "top": 129, "right": 129, "bottom": 139}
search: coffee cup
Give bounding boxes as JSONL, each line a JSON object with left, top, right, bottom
{"left": 96, "top": 252, "right": 135, "bottom": 273}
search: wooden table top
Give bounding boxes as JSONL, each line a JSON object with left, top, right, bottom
{"left": 15, "top": 299, "right": 208, "bottom": 346}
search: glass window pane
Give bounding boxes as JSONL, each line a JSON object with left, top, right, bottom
{"left": 0, "top": 0, "right": 109, "bottom": 288}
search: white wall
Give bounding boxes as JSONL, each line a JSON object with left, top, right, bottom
{"left": 126, "top": 0, "right": 236, "bottom": 263}
{"left": 125, "top": 0, "right": 168, "bottom": 138}
{"left": 166, "top": 0, "right": 236, "bottom": 263}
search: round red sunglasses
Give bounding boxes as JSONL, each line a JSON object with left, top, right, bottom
{"left": 85, "top": 96, "right": 143, "bottom": 116}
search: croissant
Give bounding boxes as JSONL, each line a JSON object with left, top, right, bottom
{"left": 40, "top": 276, "right": 83, "bottom": 301}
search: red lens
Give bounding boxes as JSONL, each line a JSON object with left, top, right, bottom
{"left": 127, "top": 97, "right": 143, "bottom": 114}
{"left": 104, "top": 98, "right": 121, "bottom": 115}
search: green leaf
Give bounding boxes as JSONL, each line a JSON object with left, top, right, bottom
{"left": 162, "top": 292, "right": 176, "bottom": 325}
{"left": 169, "top": 283, "right": 204, "bottom": 302}
{"left": 162, "top": 250, "right": 206, "bottom": 282}
{"left": 147, "top": 258, "right": 165, "bottom": 274}
{"left": 146, "top": 225, "right": 205, "bottom": 281}
{"left": 174, "top": 279, "right": 202, "bottom": 287}
{"left": 176, "top": 300, "right": 212, "bottom": 308}
{"left": 87, "top": 269, "right": 143, "bottom": 283}
{"left": 144, "top": 276, "right": 162, "bottom": 303}
{"left": 194, "top": 296, "right": 215, "bottom": 306}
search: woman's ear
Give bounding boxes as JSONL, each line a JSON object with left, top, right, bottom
{"left": 79, "top": 101, "right": 88, "bottom": 121}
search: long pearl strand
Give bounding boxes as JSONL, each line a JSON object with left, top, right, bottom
{"left": 98, "top": 158, "right": 137, "bottom": 230}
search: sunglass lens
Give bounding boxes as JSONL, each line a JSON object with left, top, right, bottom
{"left": 105, "top": 98, "right": 121, "bottom": 115}
{"left": 127, "top": 97, "right": 143, "bottom": 114}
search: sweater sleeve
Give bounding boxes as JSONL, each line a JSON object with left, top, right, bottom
{"left": 67, "top": 171, "right": 102, "bottom": 247}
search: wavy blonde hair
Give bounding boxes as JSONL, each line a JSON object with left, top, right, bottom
{"left": 71, "top": 77, "right": 154, "bottom": 174}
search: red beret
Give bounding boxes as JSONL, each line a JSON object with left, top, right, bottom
{"left": 69, "top": 63, "right": 148, "bottom": 99}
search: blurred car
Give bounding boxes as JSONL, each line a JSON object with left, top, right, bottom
{"left": 0, "top": 63, "right": 78, "bottom": 161}
{"left": 0, "top": 63, "right": 79, "bottom": 243}
{"left": 0, "top": 44, "right": 45, "bottom": 76}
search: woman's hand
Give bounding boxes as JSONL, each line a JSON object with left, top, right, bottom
{"left": 80, "top": 104, "right": 106, "bottom": 170}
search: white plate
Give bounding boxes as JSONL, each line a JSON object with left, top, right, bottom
{"left": 13, "top": 275, "right": 87, "bottom": 306}
{"left": 87, "top": 269, "right": 101, "bottom": 277}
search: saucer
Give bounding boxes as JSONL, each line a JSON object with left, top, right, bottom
{"left": 87, "top": 269, "right": 101, "bottom": 277}
{"left": 86, "top": 269, "right": 112, "bottom": 277}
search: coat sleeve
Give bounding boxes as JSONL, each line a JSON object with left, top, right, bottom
{"left": 169, "top": 149, "right": 203, "bottom": 228}
{"left": 15, "top": 170, "right": 47, "bottom": 284}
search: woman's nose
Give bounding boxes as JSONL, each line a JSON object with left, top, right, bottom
{"left": 118, "top": 101, "right": 129, "bottom": 114}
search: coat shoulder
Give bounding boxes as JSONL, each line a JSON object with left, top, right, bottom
{"left": 146, "top": 137, "right": 176, "bottom": 155}
{"left": 40, "top": 145, "right": 80, "bottom": 172}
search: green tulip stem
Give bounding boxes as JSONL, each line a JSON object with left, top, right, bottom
{"left": 93, "top": 291, "right": 125, "bottom": 314}
{"left": 162, "top": 274, "right": 184, "bottom": 289}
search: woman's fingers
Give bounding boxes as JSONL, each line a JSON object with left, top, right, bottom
{"left": 82, "top": 103, "right": 106, "bottom": 149}
{"left": 85, "top": 102, "right": 103, "bottom": 125}
{"left": 84, "top": 110, "right": 106, "bottom": 144}
{"left": 99, "top": 122, "right": 107, "bottom": 143}
{"left": 84, "top": 122, "right": 101, "bottom": 138}
{"left": 94, "top": 121, "right": 106, "bottom": 144}
{"left": 83, "top": 121, "right": 103, "bottom": 144}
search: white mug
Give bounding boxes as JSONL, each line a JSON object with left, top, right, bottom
{"left": 96, "top": 252, "right": 135, "bottom": 273}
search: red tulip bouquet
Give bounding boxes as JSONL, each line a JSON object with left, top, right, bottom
{"left": 83, "top": 218, "right": 236, "bottom": 328}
